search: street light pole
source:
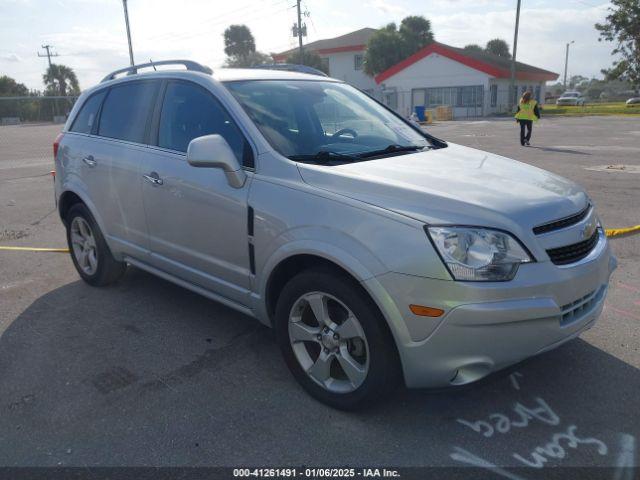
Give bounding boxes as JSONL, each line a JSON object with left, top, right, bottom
{"left": 563, "top": 41, "right": 574, "bottom": 89}
{"left": 509, "top": 0, "right": 521, "bottom": 110}
{"left": 122, "top": 0, "right": 135, "bottom": 66}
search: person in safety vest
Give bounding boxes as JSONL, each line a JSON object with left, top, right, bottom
{"left": 514, "top": 91, "right": 541, "bottom": 146}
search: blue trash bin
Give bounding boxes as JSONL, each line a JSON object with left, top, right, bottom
{"left": 414, "top": 105, "right": 426, "bottom": 122}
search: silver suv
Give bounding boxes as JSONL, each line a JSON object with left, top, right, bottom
{"left": 54, "top": 60, "right": 616, "bottom": 409}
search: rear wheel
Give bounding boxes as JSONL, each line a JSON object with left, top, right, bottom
{"left": 66, "top": 203, "right": 126, "bottom": 286}
{"left": 275, "top": 268, "right": 400, "bottom": 410}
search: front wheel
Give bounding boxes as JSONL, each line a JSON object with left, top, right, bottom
{"left": 275, "top": 269, "right": 401, "bottom": 410}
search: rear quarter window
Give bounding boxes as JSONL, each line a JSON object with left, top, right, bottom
{"left": 70, "top": 90, "right": 106, "bottom": 134}
{"left": 98, "top": 81, "right": 159, "bottom": 143}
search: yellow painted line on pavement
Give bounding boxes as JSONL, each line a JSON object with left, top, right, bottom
{"left": 0, "top": 246, "right": 69, "bottom": 253}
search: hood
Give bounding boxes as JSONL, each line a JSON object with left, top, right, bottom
{"left": 296, "top": 143, "right": 588, "bottom": 231}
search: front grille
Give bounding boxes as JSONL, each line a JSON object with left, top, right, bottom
{"left": 546, "top": 230, "right": 599, "bottom": 265}
{"left": 560, "top": 287, "right": 605, "bottom": 326}
{"left": 533, "top": 204, "right": 591, "bottom": 235}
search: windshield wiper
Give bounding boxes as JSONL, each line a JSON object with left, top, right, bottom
{"left": 288, "top": 150, "right": 359, "bottom": 164}
{"left": 357, "top": 144, "right": 428, "bottom": 159}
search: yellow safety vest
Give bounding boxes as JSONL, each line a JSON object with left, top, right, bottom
{"left": 515, "top": 99, "right": 538, "bottom": 121}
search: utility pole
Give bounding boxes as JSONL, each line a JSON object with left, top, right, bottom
{"left": 296, "top": 0, "right": 304, "bottom": 64}
{"left": 37, "top": 45, "right": 60, "bottom": 118}
{"left": 122, "top": 0, "right": 135, "bottom": 66}
{"left": 509, "top": 0, "right": 521, "bottom": 110}
{"left": 37, "top": 45, "right": 59, "bottom": 68}
{"left": 563, "top": 41, "right": 574, "bottom": 89}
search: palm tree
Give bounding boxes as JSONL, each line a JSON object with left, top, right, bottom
{"left": 43, "top": 64, "right": 80, "bottom": 96}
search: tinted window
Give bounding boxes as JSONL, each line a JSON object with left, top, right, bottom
{"left": 99, "top": 81, "right": 158, "bottom": 143}
{"left": 70, "top": 90, "right": 106, "bottom": 134}
{"left": 158, "top": 82, "right": 249, "bottom": 165}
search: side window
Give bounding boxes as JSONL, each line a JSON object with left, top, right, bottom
{"left": 70, "top": 90, "right": 106, "bottom": 134}
{"left": 98, "top": 81, "right": 159, "bottom": 143}
{"left": 158, "top": 81, "right": 251, "bottom": 166}
{"left": 354, "top": 54, "right": 363, "bottom": 71}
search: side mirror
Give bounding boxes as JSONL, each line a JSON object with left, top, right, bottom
{"left": 187, "top": 134, "right": 246, "bottom": 188}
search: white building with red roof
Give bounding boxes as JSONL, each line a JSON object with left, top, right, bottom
{"left": 273, "top": 29, "right": 559, "bottom": 118}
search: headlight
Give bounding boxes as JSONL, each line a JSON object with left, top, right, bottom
{"left": 427, "top": 226, "right": 533, "bottom": 281}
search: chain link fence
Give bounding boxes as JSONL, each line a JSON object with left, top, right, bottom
{"left": 0, "top": 96, "right": 78, "bottom": 125}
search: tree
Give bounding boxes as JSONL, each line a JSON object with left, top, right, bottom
{"left": 485, "top": 38, "right": 511, "bottom": 58}
{"left": 595, "top": 0, "right": 640, "bottom": 91}
{"left": 398, "top": 16, "right": 434, "bottom": 50}
{"left": 285, "top": 50, "right": 329, "bottom": 74}
{"left": 569, "top": 74, "right": 589, "bottom": 89}
{"left": 225, "top": 50, "right": 272, "bottom": 68}
{"left": 364, "top": 16, "right": 435, "bottom": 76}
{"left": 42, "top": 64, "right": 80, "bottom": 96}
{"left": 363, "top": 24, "right": 407, "bottom": 76}
{"left": 224, "top": 25, "right": 256, "bottom": 59}
{"left": 223, "top": 24, "right": 272, "bottom": 67}
{"left": 463, "top": 44, "right": 484, "bottom": 54}
{"left": 0, "top": 75, "right": 29, "bottom": 96}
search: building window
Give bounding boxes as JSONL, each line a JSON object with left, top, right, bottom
{"left": 354, "top": 54, "right": 363, "bottom": 71}
{"left": 535, "top": 85, "right": 541, "bottom": 102}
{"left": 423, "top": 86, "right": 483, "bottom": 108}
{"left": 490, "top": 85, "right": 498, "bottom": 107}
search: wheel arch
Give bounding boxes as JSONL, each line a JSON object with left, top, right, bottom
{"left": 263, "top": 251, "right": 406, "bottom": 386}
{"left": 57, "top": 187, "right": 112, "bottom": 254}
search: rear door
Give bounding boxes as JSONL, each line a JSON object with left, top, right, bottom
{"left": 91, "top": 80, "right": 160, "bottom": 258}
{"left": 64, "top": 89, "right": 108, "bottom": 216}
{"left": 140, "top": 79, "right": 254, "bottom": 305}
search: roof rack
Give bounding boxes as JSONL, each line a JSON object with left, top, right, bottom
{"left": 101, "top": 60, "right": 213, "bottom": 83}
{"left": 249, "top": 63, "right": 328, "bottom": 77}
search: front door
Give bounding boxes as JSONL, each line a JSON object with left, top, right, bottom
{"left": 141, "top": 80, "right": 253, "bottom": 305}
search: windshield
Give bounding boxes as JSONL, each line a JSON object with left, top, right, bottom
{"left": 562, "top": 92, "right": 579, "bottom": 97}
{"left": 224, "top": 80, "right": 431, "bottom": 161}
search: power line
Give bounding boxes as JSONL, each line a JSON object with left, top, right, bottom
{"left": 37, "top": 45, "right": 60, "bottom": 68}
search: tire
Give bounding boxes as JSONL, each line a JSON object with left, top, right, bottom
{"left": 275, "top": 268, "right": 401, "bottom": 410}
{"left": 65, "top": 203, "right": 126, "bottom": 286}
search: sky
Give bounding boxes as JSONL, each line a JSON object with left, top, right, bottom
{"left": 0, "top": 0, "right": 618, "bottom": 92}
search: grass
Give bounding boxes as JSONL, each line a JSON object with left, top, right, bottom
{"left": 541, "top": 102, "right": 640, "bottom": 116}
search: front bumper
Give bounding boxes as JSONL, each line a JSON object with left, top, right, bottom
{"left": 364, "top": 231, "right": 617, "bottom": 388}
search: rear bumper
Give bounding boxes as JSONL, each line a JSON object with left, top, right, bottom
{"left": 364, "top": 232, "right": 617, "bottom": 388}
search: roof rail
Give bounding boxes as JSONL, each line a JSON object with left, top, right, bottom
{"left": 249, "top": 63, "right": 328, "bottom": 77}
{"left": 101, "top": 60, "right": 213, "bottom": 83}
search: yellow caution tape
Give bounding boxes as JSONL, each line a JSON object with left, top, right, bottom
{"left": 606, "top": 225, "right": 640, "bottom": 238}
{"left": 0, "top": 246, "right": 69, "bottom": 252}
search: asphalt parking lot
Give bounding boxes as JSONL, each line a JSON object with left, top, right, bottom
{"left": 0, "top": 116, "right": 639, "bottom": 476}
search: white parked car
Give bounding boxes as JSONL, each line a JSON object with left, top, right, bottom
{"left": 556, "top": 91, "right": 585, "bottom": 106}
{"left": 626, "top": 97, "right": 640, "bottom": 105}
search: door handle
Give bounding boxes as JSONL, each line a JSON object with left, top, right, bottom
{"left": 82, "top": 155, "right": 97, "bottom": 167}
{"left": 143, "top": 172, "right": 163, "bottom": 186}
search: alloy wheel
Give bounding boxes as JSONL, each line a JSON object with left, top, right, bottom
{"left": 70, "top": 217, "right": 98, "bottom": 275}
{"left": 288, "top": 291, "right": 369, "bottom": 393}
